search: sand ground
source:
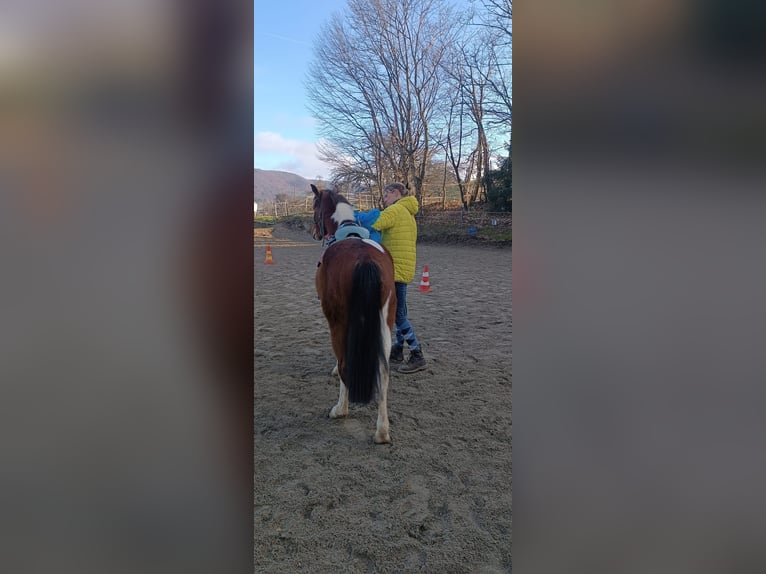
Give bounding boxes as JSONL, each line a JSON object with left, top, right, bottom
{"left": 255, "top": 225, "right": 512, "bottom": 573}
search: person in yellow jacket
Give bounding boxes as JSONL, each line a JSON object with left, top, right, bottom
{"left": 369, "top": 182, "right": 427, "bottom": 373}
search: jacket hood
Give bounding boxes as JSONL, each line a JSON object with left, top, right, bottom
{"left": 398, "top": 195, "right": 419, "bottom": 215}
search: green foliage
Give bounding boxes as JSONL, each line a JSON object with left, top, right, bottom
{"left": 254, "top": 216, "right": 276, "bottom": 227}
{"left": 486, "top": 145, "right": 512, "bottom": 212}
{"left": 478, "top": 227, "right": 512, "bottom": 242}
{"left": 416, "top": 221, "right": 511, "bottom": 246}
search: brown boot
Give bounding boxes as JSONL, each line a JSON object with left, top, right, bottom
{"left": 398, "top": 349, "right": 426, "bottom": 373}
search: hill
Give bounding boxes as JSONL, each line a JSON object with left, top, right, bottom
{"left": 254, "top": 169, "right": 327, "bottom": 203}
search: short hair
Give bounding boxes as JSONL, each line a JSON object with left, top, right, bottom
{"left": 383, "top": 182, "right": 408, "bottom": 197}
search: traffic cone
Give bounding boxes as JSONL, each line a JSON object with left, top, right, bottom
{"left": 418, "top": 265, "right": 431, "bottom": 292}
{"left": 264, "top": 245, "right": 274, "bottom": 264}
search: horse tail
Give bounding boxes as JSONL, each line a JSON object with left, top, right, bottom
{"left": 345, "top": 261, "right": 386, "bottom": 404}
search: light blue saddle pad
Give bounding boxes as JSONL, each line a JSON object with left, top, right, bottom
{"left": 334, "top": 224, "right": 370, "bottom": 241}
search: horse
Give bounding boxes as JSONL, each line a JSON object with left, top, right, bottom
{"left": 311, "top": 184, "right": 397, "bottom": 444}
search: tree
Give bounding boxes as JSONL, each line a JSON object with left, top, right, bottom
{"left": 487, "top": 143, "right": 511, "bottom": 212}
{"left": 307, "top": 0, "right": 460, "bottom": 205}
{"left": 442, "top": 0, "right": 509, "bottom": 211}
{"left": 440, "top": 18, "right": 495, "bottom": 209}
{"left": 478, "top": 0, "right": 512, "bottom": 161}
{"left": 481, "top": 0, "right": 512, "bottom": 39}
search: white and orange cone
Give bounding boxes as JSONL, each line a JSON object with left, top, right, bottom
{"left": 264, "top": 245, "right": 274, "bottom": 264}
{"left": 418, "top": 265, "right": 431, "bottom": 292}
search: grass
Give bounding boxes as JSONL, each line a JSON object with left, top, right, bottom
{"left": 417, "top": 222, "right": 511, "bottom": 246}
{"left": 477, "top": 227, "right": 512, "bottom": 242}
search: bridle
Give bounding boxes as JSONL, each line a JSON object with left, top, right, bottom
{"left": 314, "top": 199, "right": 324, "bottom": 239}
{"left": 314, "top": 192, "right": 331, "bottom": 247}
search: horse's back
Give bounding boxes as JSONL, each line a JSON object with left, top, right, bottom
{"left": 319, "top": 240, "right": 393, "bottom": 282}
{"left": 316, "top": 238, "right": 395, "bottom": 325}
{"left": 324, "top": 238, "right": 393, "bottom": 266}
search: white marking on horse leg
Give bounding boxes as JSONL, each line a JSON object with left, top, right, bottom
{"left": 381, "top": 295, "right": 393, "bottom": 363}
{"left": 329, "top": 377, "right": 349, "bottom": 419}
{"left": 374, "top": 369, "right": 391, "bottom": 444}
{"left": 331, "top": 361, "right": 338, "bottom": 376}
{"left": 374, "top": 296, "right": 392, "bottom": 444}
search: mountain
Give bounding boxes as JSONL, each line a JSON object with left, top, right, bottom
{"left": 254, "top": 169, "right": 327, "bottom": 202}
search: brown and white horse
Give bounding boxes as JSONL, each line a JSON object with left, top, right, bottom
{"left": 311, "top": 184, "right": 396, "bottom": 444}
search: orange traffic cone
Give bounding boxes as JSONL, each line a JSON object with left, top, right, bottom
{"left": 264, "top": 245, "right": 274, "bottom": 264}
{"left": 418, "top": 265, "right": 431, "bottom": 292}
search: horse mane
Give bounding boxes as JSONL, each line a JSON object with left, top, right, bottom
{"left": 314, "top": 188, "right": 349, "bottom": 209}
{"left": 327, "top": 189, "right": 350, "bottom": 206}
{"left": 332, "top": 200, "right": 355, "bottom": 225}
{"left": 316, "top": 189, "right": 354, "bottom": 223}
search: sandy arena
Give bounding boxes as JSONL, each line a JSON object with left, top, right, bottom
{"left": 255, "top": 225, "right": 512, "bottom": 573}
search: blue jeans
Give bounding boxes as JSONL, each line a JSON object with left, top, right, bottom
{"left": 394, "top": 282, "right": 420, "bottom": 352}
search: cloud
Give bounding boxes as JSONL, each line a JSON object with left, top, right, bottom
{"left": 254, "top": 132, "right": 332, "bottom": 179}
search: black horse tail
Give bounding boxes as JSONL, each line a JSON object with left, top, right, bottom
{"left": 345, "top": 261, "right": 386, "bottom": 404}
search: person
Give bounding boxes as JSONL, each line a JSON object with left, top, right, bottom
{"left": 358, "top": 182, "right": 426, "bottom": 373}
{"left": 353, "top": 208, "right": 382, "bottom": 244}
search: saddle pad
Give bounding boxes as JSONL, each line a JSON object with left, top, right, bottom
{"left": 334, "top": 225, "right": 370, "bottom": 241}
{"left": 362, "top": 238, "right": 384, "bottom": 253}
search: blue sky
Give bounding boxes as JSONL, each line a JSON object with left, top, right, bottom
{"left": 254, "top": 1, "right": 348, "bottom": 179}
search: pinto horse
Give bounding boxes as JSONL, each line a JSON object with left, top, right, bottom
{"left": 311, "top": 184, "right": 396, "bottom": 444}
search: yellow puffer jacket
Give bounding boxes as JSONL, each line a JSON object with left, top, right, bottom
{"left": 372, "top": 195, "right": 419, "bottom": 283}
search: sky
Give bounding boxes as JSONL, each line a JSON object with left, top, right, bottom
{"left": 254, "top": 1, "right": 348, "bottom": 179}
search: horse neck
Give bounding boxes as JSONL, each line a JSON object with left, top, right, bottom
{"left": 331, "top": 201, "right": 356, "bottom": 228}
{"left": 319, "top": 192, "right": 353, "bottom": 238}
{"left": 323, "top": 214, "right": 338, "bottom": 236}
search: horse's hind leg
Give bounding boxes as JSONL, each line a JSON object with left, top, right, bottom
{"left": 374, "top": 368, "right": 391, "bottom": 444}
{"left": 374, "top": 298, "right": 393, "bottom": 444}
{"left": 329, "top": 374, "right": 349, "bottom": 419}
{"left": 329, "top": 380, "right": 348, "bottom": 418}
{"left": 329, "top": 330, "right": 348, "bottom": 417}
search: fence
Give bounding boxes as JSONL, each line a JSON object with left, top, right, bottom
{"left": 256, "top": 197, "right": 512, "bottom": 232}
{"left": 416, "top": 210, "right": 512, "bottom": 230}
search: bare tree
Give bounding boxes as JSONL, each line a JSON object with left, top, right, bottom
{"left": 481, "top": 0, "right": 512, "bottom": 37}
{"left": 444, "top": 0, "right": 511, "bottom": 205}
{"left": 307, "top": 0, "right": 459, "bottom": 205}
{"left": 440, "top": 21, "right": 497, "bottom": 209}
{"left": 442, "top": 63, "right": 471, "bottom": 209}
{"left": 479, "top": 0, "right": 512, "bottom": 153}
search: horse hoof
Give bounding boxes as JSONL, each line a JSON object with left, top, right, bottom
{"left": 374, "top": 433, "right": 391, "bottom": 444}
{"left": 329, "top": 406, "right": 347, "bottom": 419}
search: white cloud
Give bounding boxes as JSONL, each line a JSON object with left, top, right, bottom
{"left": 254, "top": 131, "right": 332, "bottom": 180}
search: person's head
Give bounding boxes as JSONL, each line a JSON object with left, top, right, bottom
{"left": 382, "top": 182, "right": 408, "bottom": 207}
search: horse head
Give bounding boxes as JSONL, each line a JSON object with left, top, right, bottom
{"left": 311, "top": 184, "right": 333, "bottom": 240}
{"left": 311, "top": 184, "right": 353, "bottom": 241}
